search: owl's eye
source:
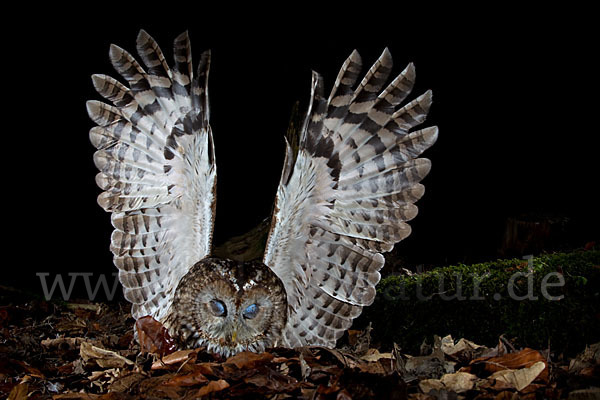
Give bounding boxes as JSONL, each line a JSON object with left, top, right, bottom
{"left": 209, "top": 299, "right": 227, "bottom": 317}
{"left": 242, "top": 303, "right": 259, "bottom": 319}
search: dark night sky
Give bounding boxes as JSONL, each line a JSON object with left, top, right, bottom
{"left": 3, "top": 7, "right": 598, "bottom": 294}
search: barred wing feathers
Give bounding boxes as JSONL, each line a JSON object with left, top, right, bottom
{"left": 264, "top": 49, "right": 437, "bottom": 347}
{"left": 87, "top": 30, "right": 216, "bottom": 322}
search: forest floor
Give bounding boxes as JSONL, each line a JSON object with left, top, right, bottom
{"left": 1, "top": 289, "right": 599, "bottom": 399}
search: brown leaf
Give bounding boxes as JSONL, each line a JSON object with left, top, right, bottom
{"left": 151, "top": 349, "right": 199, "bottom": 370}
{"left": 440, "top": 371, "right": 478, "bottom": 393}
{"left": 196, "top": 379, "right": 229, "bottom": 397}
{"left": 519, "top": 382, "right": 547, "bottom": 395}
{"left": 191, "top": 362, "right": 220, "bottom": 377}
{"left": 163, "top": 370, "right": 209, "bottom": 387}
{"left": 488, "top": 361, "right": 546, "bottom": 392}
{"left": 577, "top": 365, "right": 600, "bottom": 379}
{"left": 8, "top": 383, "right": 28, "bottom": 400}
{"left": 347, "top": 330, "right": 361, "bottom": 346}
{"left": 117, "top": 331, "right": 134, "bottom": 349}
{"left": 242, "top": 366, "right": 300, "bottom": 393}
{"left": 9, "top": 359, "right": 45, "bottom": 379}
{"left": 356, "top": 349, "right": 397, "bottom": 375}
{"left": 136, "top": 375, "right": 186, "bottom": 399}
{"left": 408, "top": 394, "right": 438, "bottom": 400}
{"left": 41, "top": 336, "right": 89, "bottom": 350}
{"left": 418, "top": 378, "right": 445, "bottom": 394}
{"left": 403, "top": 354, "right": 449, "bottom": 379}
{"left": 359, "top": 349, "right": 394, "bottom": 363}
{"left": 568, "top": 388, "right": 600, "bottom": 400}
{"left": 57, "top": 362, "right": 75, "bottom": 375}
{"left": 441, "top": 335, "right": 485, "bottom": 355}
{"left": 440, "top": 334, "right": 489, "bottom": 364}
{"left": 493, "top": 392, "right": 517, "bottom": 400}
{"left": 310, "top": 346, "right": 358, "bottom": 369}
{"left": 462, "top": 348, "right": 548, "bottom": 382}
{"left": 355, "top": 360, "right": 389, "bottom": 375}
{"left": 135, "top": 316, "right": 177, "bottom": 357}
{"left": 56, "top": 316, "right": 88, "bottom": 334}
{"left": 569, "top": 342, "right": 600, "bottom": 375}
{"left": 224, "top": 351, "right": 274, "bottom": 369}
{"left": 80, "top": 342, "right": 133, "bottom": 369}
{"left": 317, "top": 382, "right": 341, "bottom": 395}
{"left": 52, "top": 394, "right": 101, "bottom": 399}
{"left": 109, "top": 372, "right": 146, "bottom": 393}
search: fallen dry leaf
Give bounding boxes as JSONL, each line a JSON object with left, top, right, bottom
{"left": 243, "top": 368, "right": 300, "bottom": 393}
{"left": 440, "top": 334, "right": 489, "bottom": 364}
{"left": 345, "top": 323, "right": 372, "bottom": 355}
{"left": 489, "top": 361, "right": 546, "bottom": 392}
{"left": 52, "top": 394, "right": 101, "bottom": 399}
{"left": 197, "top": 379, "right": 230, "bottom": 396}
{"left": 440, "top": 371, "right": 478, "bottom": 393}
{"left": 163, "top": 370, "right": 209, "bottom": 386}
{"left": 224, "top": 351, "right": 274, "bottom": 369}
{"left": 403, "top": 353, "right": 452, "bottom": 379}
{"left": 568, "top": 388, "right": 600, "bottom": 400}
{"left": 462, "top": 347, "right": 548, "bottom": 382}
{"left": 418, "top": 371, "right": 478, "bottom": 394}
{"left": 108, "top": 372, "right": 146, "bottom": 393}
{"left": 80, "top": 342, "right": 134, "bottom": 369}
{"left": 135, "top": 315, "right": 177, "bottom": 357}
{"left": 408, "top": 394, "right": 439, "bottom": 400}
{"left": 65, "top": 303, "right": 103, "bottom": 313}
{"left": 441, "top": 334, "right": 485, "bottom": 355}
{"left": 492, "top": 391, "right": 518, "bottom": 400}
{"left": 299, "top": 352, "right": 311, "bottom": 380}
{"left": 347, "top": 329, "right": 361, "bottom": 346}
{"left": 151, "top": 349, "right": 199, "bottom": 369}
{"left": 41, "top": 336, "right": 90, "bottom": 350}
{"left": 360, "top": 348, "right": 395, "bottom": 363}
{"left": 9, "top": 359, "right": 45, "bottom": 379}
{"left": 418, "top": 378, "right": 445, "bottom": 393}
{"left": 88, "top": 368, "right": 119, "bottom": 382}
{"left": 569, "top": 342, "right": 600, "bottom": 374}
{"left": 7, "top": 383, "right": 28, "bottom": 400}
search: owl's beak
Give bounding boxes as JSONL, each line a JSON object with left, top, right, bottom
{"left": 231, "top": 329, "right": 237, "bottom": 343}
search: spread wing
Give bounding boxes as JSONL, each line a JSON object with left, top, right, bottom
{"left": 263, "top": 49, "right": 438, "bottom": 347}
{"left": 87, "top": 30, "right": 216, "bottom": 322}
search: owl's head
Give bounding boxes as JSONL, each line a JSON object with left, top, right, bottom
{"left": 164, "top": 258, "right": 288, "bottom": 357}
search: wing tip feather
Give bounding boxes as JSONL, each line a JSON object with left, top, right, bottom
{"left": 108, "top": 43, "right": 124, "bottom": 62}
{"left": 85, "top": 100, "right": 103, "bottom": 122}
{"left": 349, "top": 49, "right": 361, "bottom": 63}
{"left": 380, "top": 47, "right": 393, "bottom": 66}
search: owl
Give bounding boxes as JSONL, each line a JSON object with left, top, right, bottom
{"left": 87, "top": 30, "right": 437, "bottom": 357}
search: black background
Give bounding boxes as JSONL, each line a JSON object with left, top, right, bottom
{"left": 3, "top": 6, "right": 598, "bottom": 296}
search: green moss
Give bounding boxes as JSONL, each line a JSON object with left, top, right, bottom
{"left": 357, "top": 250, "right": 600, "bottom": 355}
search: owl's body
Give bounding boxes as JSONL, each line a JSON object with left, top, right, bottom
{"left": 88, "top": 30, "right": 438, "bottom": 356}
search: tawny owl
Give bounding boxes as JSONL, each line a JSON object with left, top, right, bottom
{"left": 87, "top": 30, "right": 437, "bottom": 356}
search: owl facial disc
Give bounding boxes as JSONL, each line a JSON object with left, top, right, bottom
{"left": 164, "top": 258, "right": 288, "bottom": 357}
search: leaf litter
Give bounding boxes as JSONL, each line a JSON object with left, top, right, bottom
{"left": 1, "top": 295, "right": 599, "bottom": 399}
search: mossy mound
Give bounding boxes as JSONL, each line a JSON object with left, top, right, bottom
{"left": 358, "top": 249, "right": 600, "bottom": 355}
